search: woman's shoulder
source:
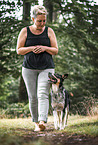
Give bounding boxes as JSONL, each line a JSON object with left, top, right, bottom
{"left": 48, "top": 27, "right": 54, "bottom": 32}
{"left": 19, "top": 27, "right": 28, "bottom": 38}
{"left": 21, "top": 27, "right": 27, "bottom": 33}
{"left": 48, "top": 27, "right": 55, "bottom": 37}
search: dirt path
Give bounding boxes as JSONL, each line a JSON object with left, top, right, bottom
{"left": 22, "top": 123, "right": 98, "bottom": 145}
{"left": 24, "top": 131, "right": 98, "bottom": 145}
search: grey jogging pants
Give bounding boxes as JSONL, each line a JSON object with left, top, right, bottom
{"left": 22, "top": 67, "right": 54, "bottom": 123}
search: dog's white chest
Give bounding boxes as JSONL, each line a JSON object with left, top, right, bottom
{"left": 52, "top": 84, "right": 59, "bottom": 93}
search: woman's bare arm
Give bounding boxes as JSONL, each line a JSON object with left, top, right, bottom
{"left": 16, "top": 27, "right": 35, "bottom": 55}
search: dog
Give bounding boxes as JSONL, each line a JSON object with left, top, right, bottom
{"left": 48, "top": 72, "right": 70, "bottom": 130}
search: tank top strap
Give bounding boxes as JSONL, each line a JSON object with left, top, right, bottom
{"left": 26, "top": 26, "right": 31, "bottom": 37}
{"left": 44, "top": 26, "right": 48, "bottom": 36}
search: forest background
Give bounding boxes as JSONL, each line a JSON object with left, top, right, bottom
{"left": 0, "top": 0, "right": 98, "bottom": 118}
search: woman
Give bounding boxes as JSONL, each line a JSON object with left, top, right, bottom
{"left": 16, "top": 5, "right": 58, "bottom": 131}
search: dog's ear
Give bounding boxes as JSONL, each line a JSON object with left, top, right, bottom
{"left": 62, "top": 74, "right": 68, "bottom": 79}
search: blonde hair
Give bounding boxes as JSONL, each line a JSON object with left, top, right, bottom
{"left": 32, "top": 5, "right": 47, "bottom": 18}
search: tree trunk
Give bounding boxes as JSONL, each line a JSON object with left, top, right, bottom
{"left": 23, "top": 0, "right": 31, "bottom": 23}
{"left": 43, "top": 0, "right": 53, "bottom": 23}
{"left": 53, "top": 11, "right": 58, "bottom": 22}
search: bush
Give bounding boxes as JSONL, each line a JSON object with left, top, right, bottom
{"left": 0, "top": 103, "right": 30, "bottom": 119}
{"left": 71, "top": 94, "right": 98, "bottom": 116}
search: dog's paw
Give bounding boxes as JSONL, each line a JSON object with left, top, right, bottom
{"left": 54, "top": 126, "right": 59, "bottom": 130}
{"left": 55, "top": 127, "right": 58, "bottom": 130}
{"left": 59, "top": 127, "right": 64, "bottom": 130}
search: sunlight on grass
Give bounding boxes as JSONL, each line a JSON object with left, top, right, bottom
{"left": 63, "top": 115, "right": 98, "bottom": 136}
{"left": 0, "top": 115, "right": 98, "bottom": 145}
{"left": 0, "top": 115, "right": 98, "bottom": 137}
{"left": 48, "top": 115, "right": 98, "bottom": 136}
{"left": 0, "top": 118, "right": 34, "bottom": 136}
{"left": 0, "top": 118, "right": 33, "bottom": 129}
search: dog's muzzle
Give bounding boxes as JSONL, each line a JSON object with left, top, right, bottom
{"left": 48, "top": 72, "right": 57, "bottom": 84}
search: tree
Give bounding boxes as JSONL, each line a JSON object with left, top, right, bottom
{"left": 23, "top": 0, "right": 38, "bottom": 23}
{"left": 43, "top": 0, "right": 59, "bottom": 22}
{"left": 0, "top": 0, "right": 34, "bottom": 105}
{"left": 0, "top": 0, "right": 23, "bottom": 107}
{"left": 23, "top": 0, "right": 31, "bottom": 22}
{"left": 44, "top": 0, "right": 53, "bottom": 22}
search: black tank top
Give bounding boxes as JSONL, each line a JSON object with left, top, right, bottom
{"left": 22, "top": 26, "right": 55, "bottom": 69}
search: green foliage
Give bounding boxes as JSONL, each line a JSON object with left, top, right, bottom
{"left": 0, "top": 103, "right": 30, "bottom": 119}
{"left": 0, "top": 17, "right": 24, "bottom": 78}
{"left": 0, "top": 76, "right": 19, "bottom": 109}
{"left": 71, "top": 94, "right": 98, "bottom": 115}
{"left": 0, "top": 0, "right": 25, "bottom": 108}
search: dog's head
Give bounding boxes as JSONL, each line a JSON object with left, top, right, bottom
{"left": 48, "top": 72, "right": 68, "bottom": 93}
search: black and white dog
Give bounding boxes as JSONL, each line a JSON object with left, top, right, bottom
{"left": 48, "top": 72, "right": 70, "bottom": 130}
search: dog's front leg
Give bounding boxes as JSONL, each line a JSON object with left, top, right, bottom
{"left": 57, "top": 111, "right": 61, "bottom": 128}
{"left": 53, "top": 110, "right": 58, "bottom": 130}
{"left": 60, "top": 111, "right": 64, "bottom": 130}
{"left": 64, "top": 106, "right": 69, "bottom": 128}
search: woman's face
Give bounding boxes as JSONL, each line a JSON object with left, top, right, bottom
{"left": 34, "top": 14, "right": 46, "bottom": 30}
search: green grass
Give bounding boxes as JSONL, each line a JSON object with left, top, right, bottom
{"left": 0, "top": 115, "right": 98, "bottom": 136}
{"left": 0, "top": 115, "right": 98, "bottom": 145}
{"left": 48, "top": 115, "right": 98, "bottom": 136}
{"left": 65, "top": 115, "right": 98, "bottom": 136}
{"left": 0, "top": 118, "right": 33, "bottom": 136}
